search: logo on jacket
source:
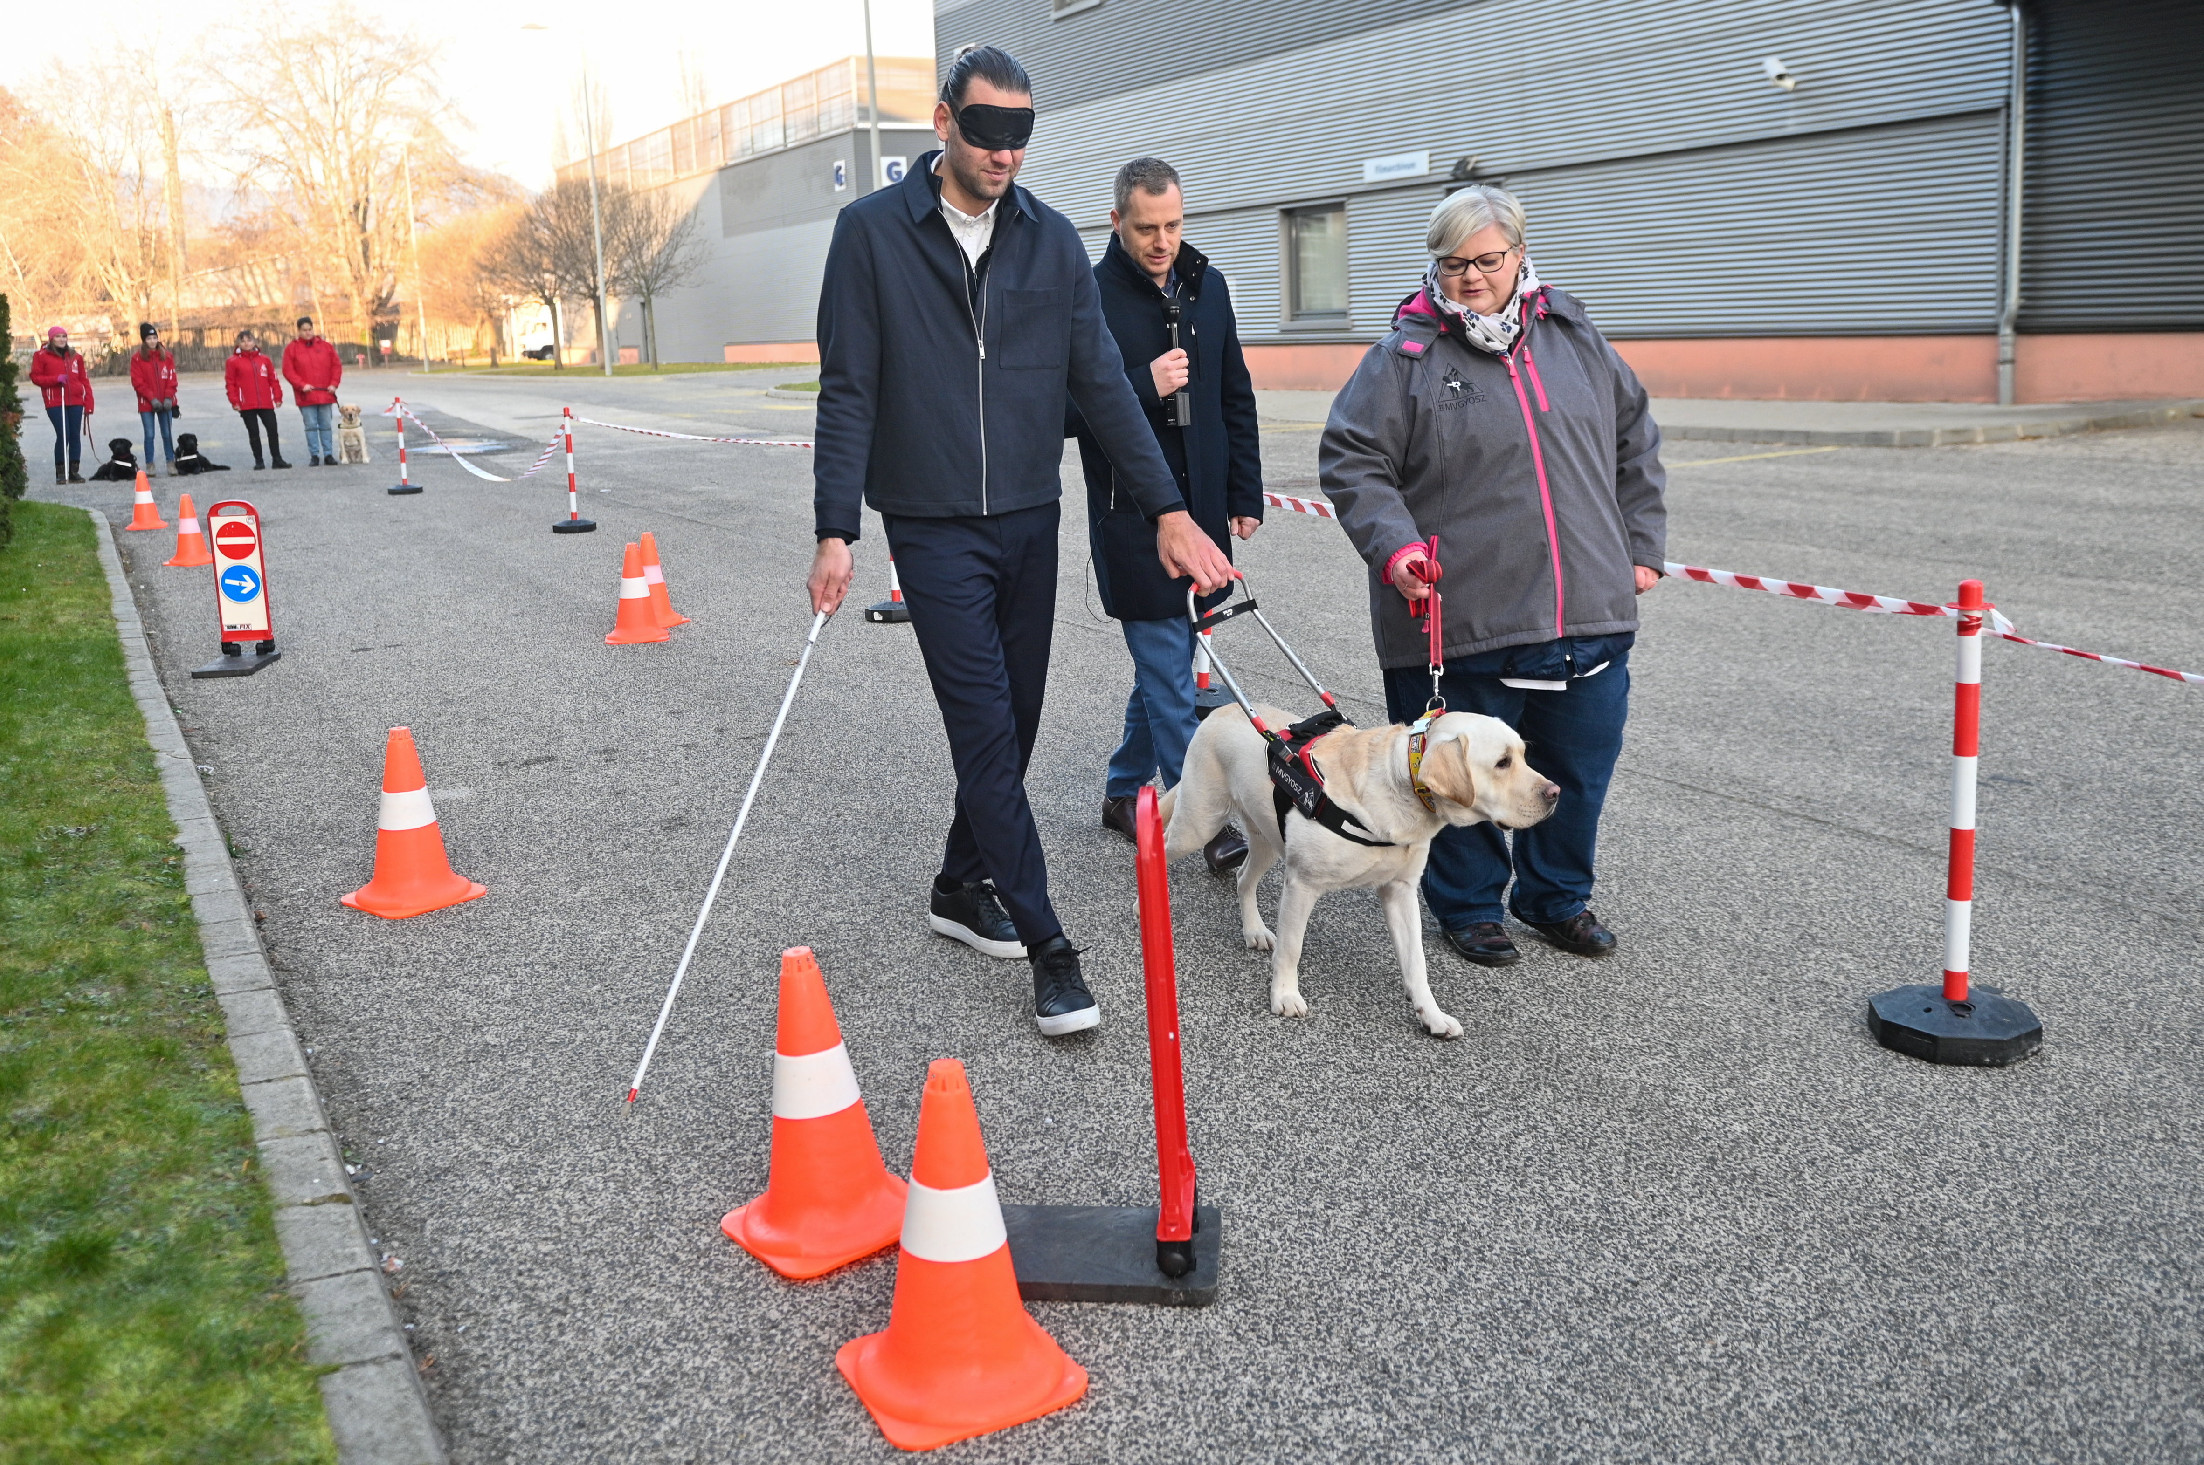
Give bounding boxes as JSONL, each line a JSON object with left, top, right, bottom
{"left": 1433, "top": 365, "right": 1483, "bottom": 407}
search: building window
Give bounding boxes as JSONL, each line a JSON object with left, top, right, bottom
{"left": 1286, "top": 205, "right": 1348, "bottom": 320}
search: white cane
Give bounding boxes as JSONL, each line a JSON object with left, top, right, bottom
{"left": 626, "top": 608, "right": 834, "bottom": 1102}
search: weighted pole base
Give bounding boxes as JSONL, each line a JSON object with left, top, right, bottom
{"left": 1002, "top": 1203, "right": 1220, "bottom": 1306}
{"left": 1868, "top": 982, "right": 2042, "bottom": 1067}
{"left": 388, "top": 484, "right": 422, "bottom": 495}
{"left": 864, "top": 599, "right": 910, "bottom": 623}
{"left": 1195, "top": 685, "right": 1234, "bottom": 718}
{"left": 551, "top": 518, "right": 598, "bottom": 534}
{"left": 192, "top": 648, "right": 282, "bottom": 679}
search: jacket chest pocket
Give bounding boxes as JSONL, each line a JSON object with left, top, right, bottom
{"left": 997, "top": 288, "right": 1070, "bottom": 370}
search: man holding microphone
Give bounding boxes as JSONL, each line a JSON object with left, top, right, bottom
{"left": 1074, "top": 156, "right": 1265, "bottom": 873}
{"left": 807, "top": 45, "right": 1234, "bottom": 1038}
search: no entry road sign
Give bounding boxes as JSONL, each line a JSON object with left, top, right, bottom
{"left": 192, "top": 500, "right": 282, "bottom": 678}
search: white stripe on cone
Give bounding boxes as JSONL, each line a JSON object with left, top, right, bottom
{"left": 771, "top": 1042, "right": 862, "bottom": 1121}
{"left": 378, "top": 786, "right": 438, "bottom": 832}
{"left": 619, "top": 575, "right": 649, "bottom": 600}
{"left": 134, "top": 487, "right": 155, "bottom": 504}
{"left": 178, "top": 517, "right": 199, "bottom": 533}
{"left": 899, "top": 1174, "right": 1007, "bottom": 1263}
{"left": 643, "top": 564, "right": 666, "bottom": 586}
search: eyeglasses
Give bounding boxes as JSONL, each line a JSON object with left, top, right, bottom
{"left": 1435, "top": 248, "right": 1517, "bottom": 278}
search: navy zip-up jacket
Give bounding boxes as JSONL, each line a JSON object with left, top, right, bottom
{"left": 814, "top": 151, "right": 1183, "bottom": 542}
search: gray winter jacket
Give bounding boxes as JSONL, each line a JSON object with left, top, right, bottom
{"left": 1319, "top": 285, "right": 1667, "bottom": 670}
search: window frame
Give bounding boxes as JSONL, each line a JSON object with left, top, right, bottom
{"left": 1281, "top": 202, "right": 1351, "bottom": 325}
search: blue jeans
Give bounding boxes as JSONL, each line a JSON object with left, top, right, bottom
{"left": 46, "top": 404, "right": 83, "bottom": 470}
{"left": 1382, "top": 635, "right": 1633, "bottom": 929}
{"left": 298, "top": 402, "right": 334, "bottom": 459}
{"left": 140, "top": 409, "right": 175, "bottom": 465}
{"left": 1107, "top": 616, "right": 1200, "bottom": 798}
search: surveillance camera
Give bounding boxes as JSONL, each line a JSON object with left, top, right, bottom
{"left": 1762, "top": 56, "right": 1798, "bottom": 91}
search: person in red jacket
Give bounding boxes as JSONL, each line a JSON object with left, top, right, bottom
{"left": 224, "top": 330, "right": 291, "bottom": 470}
{"left": 29, "top": 325, "right": 95, "bottom": 484}
{"left": 280, "top": 315, "right": 343, "bottom": 466}
{"left": 129, "top": 322, "right": 182, "bottom": 475}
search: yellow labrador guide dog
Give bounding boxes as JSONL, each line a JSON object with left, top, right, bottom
{"left": 1161, "top": 704, "right": 1557, "bottom": 1038}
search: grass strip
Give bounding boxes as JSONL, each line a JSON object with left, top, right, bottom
{"left": 0, "top": 502, "right": 335, "bottom": 1463}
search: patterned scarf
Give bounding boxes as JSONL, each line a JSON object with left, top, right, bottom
{"left": 1424, "top": 252, "right": 1544, "bottom": 355}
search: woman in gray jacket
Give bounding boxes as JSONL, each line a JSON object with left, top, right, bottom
{"left": 1319, "top": 184, "right": 1667, "bottom": 967}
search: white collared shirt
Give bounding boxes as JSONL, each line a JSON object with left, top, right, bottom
{"left": 934, "top": 156, "right": 997, "bottom": 268}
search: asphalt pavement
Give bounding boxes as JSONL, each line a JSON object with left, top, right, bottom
{"left": 44, "top": 368, "right": 2204, "bottom": 1463}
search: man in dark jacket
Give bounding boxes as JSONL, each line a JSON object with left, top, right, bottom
{"left": 806, "top": 45, "right": 1235, "bottom": 1039}
{"left": 1071, "top": 157, "right": 1265, "bottom": 873}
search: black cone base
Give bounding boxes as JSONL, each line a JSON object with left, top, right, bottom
{"left": 551, "top": 518, "right": 598, "bottom": 534}
{"left": 1868, "top": 983, "right": 2042, "bottom": 1067}
{"left": 388, "top": 483, "right": 422, "bottom": 495}
{"left": 1002, "top": 1203, "right": 1219, "bottom": 1306}
{"left": 864, "top": 598, "right": 910, "bottom": 623}
{"left": 192, "top": 649, "right": 282, "bottom": 679}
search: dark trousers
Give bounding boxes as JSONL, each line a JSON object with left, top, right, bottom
{"left": 239, "top": 408, "right": 282, "bottom": 466}
{"left": 46, "top": 404, "right": 83, "bottom": 469}
{"left": 882, "top": 502, "right": 1062, "bottom": 946}
{"left": 1382, "top": 650, "right": 1631, "bottom": 929}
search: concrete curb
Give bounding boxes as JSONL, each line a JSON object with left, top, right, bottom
{"left": 1662, "top": 398, "right": 2204, "bottom": 447}
{"left": 86, "top": 509, "right": 447, "bottom": 1465}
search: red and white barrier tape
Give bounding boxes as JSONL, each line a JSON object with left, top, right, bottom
{"left": 574, "top": 416, "right": 814, "bottom": 449}
{"left": 1665, "top": 559, "right": 2201, "bottom": 687}
{"left": 1264, "top": 491, "right": 1337, "bottom": 520}
{"left": 380, "top": 401, "right": 563, "bottom": 482}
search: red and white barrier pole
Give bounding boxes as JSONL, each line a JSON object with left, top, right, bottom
{"left": 1944, "top": 578, "right": 1983, "bottom": 1002}
{"left": 1866, "top": 577, "right": 2040, "bottom": 1066}
{"left": 388, "top": 397, "right": 419, "bottom": 495}
{"left": 864, "top": 552, "right": 911, "bottom": 622}
{"left": 550, "top": 406, "right": 597, "bottom": 534}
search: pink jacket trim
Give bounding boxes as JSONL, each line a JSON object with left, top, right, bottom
{"left": 1384, "top": 541, "right": 1432, "bottom": 586}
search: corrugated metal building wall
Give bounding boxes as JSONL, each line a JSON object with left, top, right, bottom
{"left": 973, "top": 0, "right": 2012, "bottom": 344}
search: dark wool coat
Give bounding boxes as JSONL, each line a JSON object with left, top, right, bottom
{"left": 1069, "top": 235, "right": 1265, "bottom": 621}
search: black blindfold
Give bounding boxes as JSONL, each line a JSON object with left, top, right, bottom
{"left": 953, "top": 103, "right": 1034, "bottom": 152}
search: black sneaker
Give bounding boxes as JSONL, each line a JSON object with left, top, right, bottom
{"left": 308, "top": 454, "right": 322, "bottom": 466}
{"left": 1028, "top": 935, "right": 1099, "bottom": 1036}
{"left": 927, "top": 877, "right": 1026, "bottom": 959}
{"left": 1442, "top": 921, "right": 1521, "bottom": 967}
{"left": 271, "top": 458, "right": 293, "bottom": 469}
{"left": 1524, "top": 909, "right": 1617, "bottom": 959}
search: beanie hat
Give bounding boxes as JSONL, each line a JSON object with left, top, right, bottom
{"left": 140, "top": 321, "right": 158, "bottom": 339}
{"left": 47, "top": 326, "right": 66, "bottom": 339}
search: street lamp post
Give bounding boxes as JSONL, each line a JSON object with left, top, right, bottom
{"left": 862, "top": 0, "right": 883, "bottom": 194}
{"left": 522, "top": 22, "right": 615, "bottom": 377}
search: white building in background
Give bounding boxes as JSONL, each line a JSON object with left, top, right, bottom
{"left": 557, "top": 55, "right": 937, "bottom": 366}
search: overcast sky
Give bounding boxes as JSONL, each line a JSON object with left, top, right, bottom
{"left": 2, "top": 0, "right": 938, "bottom": 188}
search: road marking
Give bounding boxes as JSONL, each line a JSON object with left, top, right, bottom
{"left": 1668, "top": 446, "right": 1843, "bottom": 467}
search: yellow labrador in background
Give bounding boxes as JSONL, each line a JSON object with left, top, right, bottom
{"left": 1161, "top": 705, "right": 1558, "bottom": 1038}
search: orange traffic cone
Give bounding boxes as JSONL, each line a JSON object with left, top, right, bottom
{"left": 340, "top": 727, "right": 488, "bottom": 919}
{"left": 640, "top": 531, "right": 689, "bottom": 628}
{"left": 606, "top": 542, "right": 670, "bottom": 644}
{"left": 125, "top": 470, "right": 166, "bottom": 531}
{"left": 164, "top": 493, "right": 212, "bottom": 567}
{"left": 837, "top": 1058, "right": 1087, "bottom": 1451}
{"left": 721, "top": 949, "right": 907, "bottom": 1279}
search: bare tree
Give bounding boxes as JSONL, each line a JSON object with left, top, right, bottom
{"left": 609, "top": 189, "right": 705, "bottom": 368}
{"left": 209, "top": 12, "right": 460, "bottom": 346}
{"left": 478, "top": 203, "right": 566, "bottom": 369}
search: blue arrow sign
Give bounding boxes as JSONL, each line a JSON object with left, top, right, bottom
{"left": 220, "top": 564, "right": 262, "bottom": 602}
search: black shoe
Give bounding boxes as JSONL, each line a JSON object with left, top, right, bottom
{"left": 1100, "top": 794, "right": 1139, "bottom": 843}
{"left": 308, "top": 454, "right": 322, "bottom": 466}
{"left": 1029, "top": 935, "right": 1099, "bottom": 1036}
{"left": 1442, "top": 922, "right": 1521, "bottom": 967}
{"left": 66, "top": 471, "right": 85, "bottom": 484}
{"left": 1203, "top": 825, "right": 1249, "bottom": 874}
{"left": 55, "top": 467, "right": 67, "bottom": 485}
{"left": 927, "top": 877, "right": 1026, "bottom": 959}
{"left": 252, "top": 462, "right": 265, "bottom": 470}
{"left": 271, "top": 458, "right": 292, "bottom": 469}
{"left": 1524, "top": 909, "right": 1617, "bottom": 959}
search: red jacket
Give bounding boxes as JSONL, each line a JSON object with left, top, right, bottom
{"left": 226, "top": 348, "right": 285, "bottom": 410}
{"left": 130, "top": 347, "right": 180, "bottom": 413}
{"left": 281, "top": 336, "right": 343, "bottom": 404}
{"left": 30, "top": 346, "right": 94, "bottom": 411}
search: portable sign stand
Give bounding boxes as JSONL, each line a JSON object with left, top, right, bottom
{"left": 1000, "top": 786, "right": 1222, "bottom": 1306}
{"left": 191, "top": 500, "right": 282, "bottom": 678}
